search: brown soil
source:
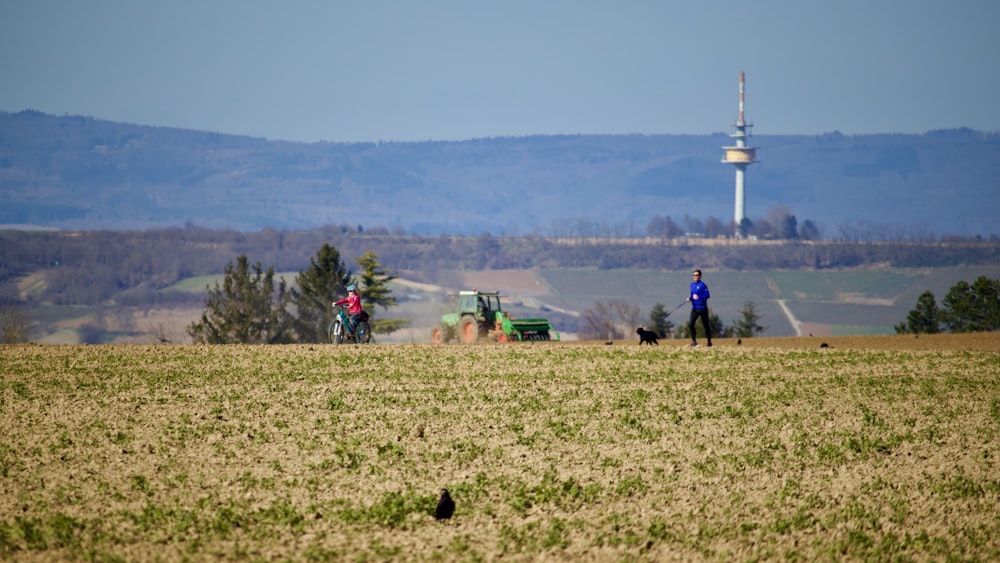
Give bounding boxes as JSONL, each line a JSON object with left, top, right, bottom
{"left": 2, "top": 334, "right": 998, "bottom": 560}
{"left": 590, "top": 332, "right": 1000, "bottom": 352}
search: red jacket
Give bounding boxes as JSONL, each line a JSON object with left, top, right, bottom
{"left": 334, "top": 293, "right": 363, "bottom": 315}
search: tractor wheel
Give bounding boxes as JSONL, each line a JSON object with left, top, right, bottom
{"left": 431, "top": 327, "right": 444, "bottom": 344}
{"left": 459, "top": 317, "right": 478, "bottom": 344}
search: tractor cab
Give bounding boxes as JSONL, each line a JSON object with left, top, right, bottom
{"left": 460, "top": 290, "right": 502, "bottom": 324}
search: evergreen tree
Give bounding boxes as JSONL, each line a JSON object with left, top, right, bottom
{"left": 188, "top": 255, "right": 292, "bottom": 344}
{"left": 902, "top": 276, "right": 1000, "bottom": 334}
{"left": 354, "top": 250, "right": 409, "bottom": 335}
{"left": 290, "top": 243, "right": 353, "bottom": 343}
{"left": 732, "top": 301, "right": 766, "bottom": 338}
{"left": 898, "top": 290, "right": 940, "bottom": 334}
{"left": 647, "top": 302, "right": 675, "bottom": 338}
{"left": 941, "top": 276, "right": 1000, "bottom": 332}
{"left": 355, "top": 250, "right": 398, "bottom": 312}
{"left": 979, "top": 275, "right": 1000, "bottom": 330}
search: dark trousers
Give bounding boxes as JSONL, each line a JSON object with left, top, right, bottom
{"left": 689, "top": 308, "right": 711, "bottom": 343}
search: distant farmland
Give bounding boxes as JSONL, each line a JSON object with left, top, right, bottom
{"left": 531, "top": 266, "right": 1000, "bottom": 337}
{"left": 22, "top": 265, "right": 1000, "bottom": 344}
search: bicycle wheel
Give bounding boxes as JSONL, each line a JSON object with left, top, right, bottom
{"left": 356, "top": 320, "right": 371, "bottom": 344}
{"left": 329, "top": 320, "right": 344, "bottom": 344}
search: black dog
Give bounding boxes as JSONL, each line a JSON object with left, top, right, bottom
{"left": 636, "top": 327, "right": 659, "bottom": 345}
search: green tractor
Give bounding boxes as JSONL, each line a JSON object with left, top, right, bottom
{"left": 431, "top": 290, "right": 559, "bottom": 344}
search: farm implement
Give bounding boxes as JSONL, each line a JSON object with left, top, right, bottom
{"left": 431, "top": 290, "right": 559, "bottom": 344}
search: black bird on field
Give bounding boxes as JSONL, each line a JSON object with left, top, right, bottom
{"left": 435, "top": 488, "right": 455, "bottom": 520}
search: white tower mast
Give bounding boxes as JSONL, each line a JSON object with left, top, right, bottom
{"left": 721, "top": 71, "right": 758, "bottom": 237}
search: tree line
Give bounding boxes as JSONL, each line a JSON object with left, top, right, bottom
{"left": 2, "top": 226, "right": 999, "bottom": 313}
{"left": 896, "top": 276, "right": 1000, "bottom": 334}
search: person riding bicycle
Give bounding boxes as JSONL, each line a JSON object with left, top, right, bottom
{"left": 332, "top": 284, "right": 366, "bottom": 335}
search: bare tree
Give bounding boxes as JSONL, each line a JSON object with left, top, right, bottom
{"left": 580, "top": 299, "right": 640, "bottom": 341}
{"left": 647, "top": 215, "right": 683, "bottom": 240}
{"left": 703, "top": 216, "right": 725, "bottom": 238}
{"left": 581, "top": 301, "right": 614, "bottom": 340}
{"left": 1, "top": 301, "right": 33, "bottom": 343}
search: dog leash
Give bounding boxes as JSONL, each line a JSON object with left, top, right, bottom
{"left": 666, "top": 300, "right": 687, "bottom": 317}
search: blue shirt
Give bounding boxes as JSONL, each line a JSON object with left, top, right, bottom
{"left": 689, "top": 280, "right": 710, "bottom": 310}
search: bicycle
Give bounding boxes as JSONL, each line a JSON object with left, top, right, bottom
{"left": 328, "top": 305, "right": 372, "bottom": 344}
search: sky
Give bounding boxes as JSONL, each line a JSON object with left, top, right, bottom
{"left": 2, "top": 0, "right": 998, "bottom": 143}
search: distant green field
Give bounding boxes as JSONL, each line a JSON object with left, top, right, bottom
{"left": 765, "top": 270, "right": 923, "bottom": 301}
{"left": 789, "top": 301, "right": 908, "bottom": 326}
{"left": 162, "top": 274, "right": 220, "bottom": 292}
{"left": 538, "top": 269, "right": 777, "bottom": 303}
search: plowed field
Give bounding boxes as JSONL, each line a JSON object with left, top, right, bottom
{"left": 2, "top": 334, "right": 998, "bottom": 560}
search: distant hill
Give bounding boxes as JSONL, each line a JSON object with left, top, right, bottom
{"left": 1, "top": 110, "right": 998, "bottom": 236}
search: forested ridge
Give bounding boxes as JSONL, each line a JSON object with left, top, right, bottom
{"left": 2, "top": 110, "right": 998, "bottom": 237}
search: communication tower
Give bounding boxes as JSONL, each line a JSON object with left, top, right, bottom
{"left": 721, "top": 71, "right": 758, "bottom": 236}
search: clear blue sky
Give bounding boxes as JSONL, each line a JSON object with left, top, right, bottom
{"left": 2, "top": 0, "right": 998, "bottom": 143}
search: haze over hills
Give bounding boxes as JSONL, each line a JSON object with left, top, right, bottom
{"left": 1, "top": 110, "right": 998, "bottom": 237}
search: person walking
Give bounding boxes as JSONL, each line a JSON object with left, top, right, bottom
{"left": 687, "top": 270, "right": 712, "bottom": 347}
